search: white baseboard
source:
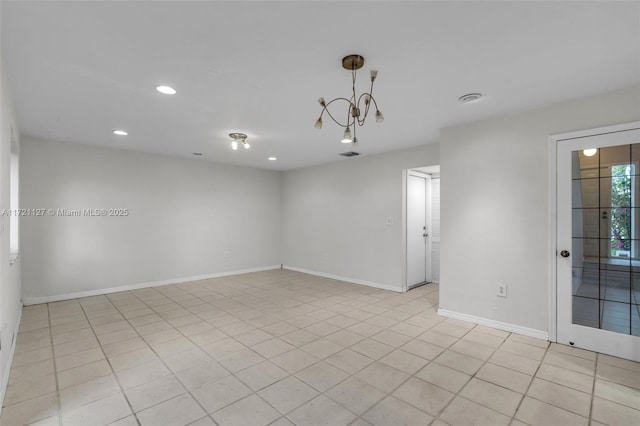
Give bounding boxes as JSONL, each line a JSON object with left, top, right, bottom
{"left": 282, "top": 265, "right": 403, "bottom": 293}
{"left": 0, "top": 304, "right": 22, "bottom": 416}
{"left": 22, "top": 265, "right": 282, "bottom": 305}
{"left": 437, "top": 308, "right": 549, "bottom": 341}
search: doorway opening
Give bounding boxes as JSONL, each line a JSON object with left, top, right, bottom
{"left": 404, "top": 165, "right": 440, "bottom": 291}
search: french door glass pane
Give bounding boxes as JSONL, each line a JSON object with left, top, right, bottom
{"left": 571, "top": 146, "right": 637, "bottom": 335}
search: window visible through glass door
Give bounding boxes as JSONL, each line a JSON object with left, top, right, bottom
{"left": 572, "top": 143, "right": 640, "bottom": 336}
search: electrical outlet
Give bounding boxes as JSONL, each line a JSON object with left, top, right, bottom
{"left": 385, "top": 217, "right": 394, "bottom": 225}
{"left": 497, "top": 284, "right": 507, "bottom": 298}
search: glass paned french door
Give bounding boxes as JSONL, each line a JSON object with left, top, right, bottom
{"left": 557, "top": 126, "right": 640, "bottom": 361}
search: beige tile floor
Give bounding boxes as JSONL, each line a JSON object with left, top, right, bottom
{"left": 1, "top": 269, "right": 639, "bottom": 426}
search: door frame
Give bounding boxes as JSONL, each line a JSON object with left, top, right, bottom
{"left": 548, "top": 121, "right": 640, "bottom": 343}
{"left": 407, "top": 170, "right": 431, "bottom": 289}
{"left": 403, "top": 165, "right": 440, "bottom": 292}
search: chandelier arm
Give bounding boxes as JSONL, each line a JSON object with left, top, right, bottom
{"left": 321, "top": 98, "right": 355, "bottom": 128}
{"left": 323, "top": 109, "right": 351, "bottom": 128}
{"left": 345, "top": 95, "right": 351, "bottom": 129}
{"left": 323, "top": 97, "right": 353, "bottom": 108}
{"left": 361, "top": 77, "right": 376, "bottom": 123}
{"left": 368, "top": 95, "right": 380, "bottom": 111}
{"left": 322, "top": 97, "right": 357, "bottom": 128}
{"left": 349, "top": 69, "right": 358, "bottom": 125}
{"left": 355, "top": 92, "right": 373, "bottom": 126}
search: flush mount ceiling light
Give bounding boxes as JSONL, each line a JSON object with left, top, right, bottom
{"left": 112, "top": 129, "right": 128, "bottom": 136}
{"left": 314, "top": 54, "right": 384, "bottom": 145}
{"left": 156, "top": 85, "right": 177, "bottom": 95}
{"left": 268, "top": 157, "right": 277, "bottom": 161}
{"left": 229, "top": 133, "right": 250, "bottom": 150}
{"left": 583, "top": 148, "right": 597, "bottom": 157}
{"left": 459, "top": 93, "right": 483, "bottom": 103}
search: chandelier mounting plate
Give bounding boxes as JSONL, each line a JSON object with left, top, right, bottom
{"left": 229, "top": 133, "right": 247, "bottom": 140}
{"left": 342, "top": 55, "right": 365, "bottom": 71}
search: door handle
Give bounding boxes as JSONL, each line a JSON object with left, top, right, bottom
{"left": 560, "top": 250, "right": 570, "bottom": 258}
{"left": 423, "top": 233, "right": 428, "bottom": 237}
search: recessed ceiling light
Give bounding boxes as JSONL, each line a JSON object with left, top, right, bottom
{"left": 156, "top": 85, "right": 177, "bottom": 95}
{"left": 193, "top": 152, "right": 203, "bottom": 156}
{"left": 268, "top": 157, "right": 277, "bottom": 161}
{"left": 112, "top": 130, "right": 128, "bottom": 136}
{"left": 459, "top": 93, "right": 483, "bottom": 103}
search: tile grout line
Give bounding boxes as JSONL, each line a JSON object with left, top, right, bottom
{"left": 152, "top": 284, "right": 322, "bottom": 425}
{"left": 244, "top": 284, "right": 439, "bottom": 423}
{"left": 112, "top": 289, "right": 219, "bottom": 425}
{"left": 77, "top": 299, "right": 142, "bottom": 426}
{"left": 47, "top": 304, "right": 65, "bottom": 426}
{"left": 419, "top": 323, "right": 517, "bottom": 425}
{"left": 509, "top": 339, "right": 550, "bottom": 426}
{"left": 589, "top": 353, "right": 598, "bottom": 423}
{"left": 346, "top": 305, "right": 450, "bottom": 424}
{"left": 315, "top": 299, "right": 462, "bottom": 426}
{"left": 121, "top": 278, "right": 354, "bottom": 424}
{"left": 123, "top": 283, "right": 290, "bottom": 424}
{"left": 275, "top": 288, "right": 444, "bottom": 424}
{"left": 193, "top": 275, "right": 387, "bottom": 424}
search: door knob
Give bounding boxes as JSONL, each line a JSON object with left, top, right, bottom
{"left": 560, "top": 250, "right": 570, "bottom": 258}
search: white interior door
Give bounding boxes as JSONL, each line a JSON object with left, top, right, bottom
{"left": 407, "top": 172, "right": 431, "bottom": 288}
{"left": 557, "top": 127, "right": 640, "bottom": 361}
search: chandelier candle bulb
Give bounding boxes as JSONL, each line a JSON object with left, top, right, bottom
{"left": 342, "top": 127, "right": 352, "bottom": 144}
{"left": 314, "top": 117, "right": 323, "bottom": 129}
{"left": 370, "top": 70, "right": 378, "bottom": 81}
{"left": 231, "top": 141, "right": 238, "bottom": 150}
{"left": 375, "top": 110, "right": 384, "bottom": 122}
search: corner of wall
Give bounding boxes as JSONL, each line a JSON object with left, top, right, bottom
{"left": 0, "top": 56, "right": 24, "bottom": 413}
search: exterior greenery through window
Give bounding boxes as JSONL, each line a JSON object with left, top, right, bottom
{"left": 610, "top": 164, "right": 634, "bottom": 257}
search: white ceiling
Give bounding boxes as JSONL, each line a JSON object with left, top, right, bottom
{"left": 2, "top": 1, "right": 639, "bottom": 171}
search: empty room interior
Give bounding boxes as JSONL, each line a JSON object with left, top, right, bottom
{"left": 1, "top": 1, "right": 639, "bottom": 426}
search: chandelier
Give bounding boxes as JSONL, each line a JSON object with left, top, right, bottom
{"left": 314, "top": 54, "right": 384, "bottom": 145}
{"left": 229, "top": 132, "right": 249, "bottom": 150}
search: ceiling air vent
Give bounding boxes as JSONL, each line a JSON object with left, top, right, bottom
{"left": 339, "top": 151, "right": 360, "bottom": 157}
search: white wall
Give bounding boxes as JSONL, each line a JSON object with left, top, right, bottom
{"left": 20, "top": 138, "right": 281, "bottom": 301}
{"left": 281, "top": 144, "right": 439, "bottom": 291}
{"left": 430, "top": 177, "right": 440, "bottom": 283}
{"left": 440, "top": 85, "right": 640, "bottom": 335}
{"left": 0, "top": 58, "right": 22, "bottom": 412}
